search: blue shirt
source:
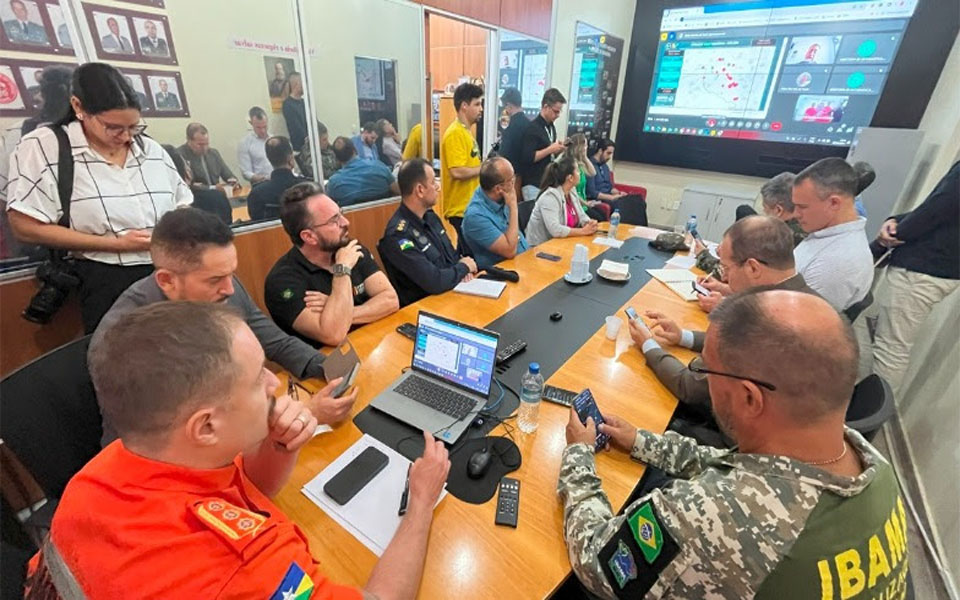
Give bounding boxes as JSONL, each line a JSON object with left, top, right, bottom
{"left": 585, "top": 157, "right": 612, "bottom": 200}
{"left": 325, "top": 157, "right": 395, "bottom": 207}
{"left": 352, "top": 135, "right": 380, "bottom": 161}
{"left": 461, "top": 187, "right": 529, "bottom": 270}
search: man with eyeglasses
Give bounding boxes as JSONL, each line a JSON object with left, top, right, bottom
{"left": 518, "top": 88, "right": 567, "bottom": 202}
{"left": 561, "top": 289, "right": 910, "bottom": 599}
{"left": 265, "top": 182, "right": 399, "bottom": 347}
{"left": 461, "top": 157, "right": 529, "bottom": 270}
{"left": 628, "top": 216, "right": 818, "bottom": 420}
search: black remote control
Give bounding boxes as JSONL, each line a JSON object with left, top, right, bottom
{"left": 496, "top": 339, "right": 527, "bottom": 364}
{"left": 495, "top": 477, "right": 520, "bottom": 528}
{"left": 542, "top": 385, "right": 578, "bottom": 407}
{"left": 396, "top": 323, "right": 417, "bottom": 340}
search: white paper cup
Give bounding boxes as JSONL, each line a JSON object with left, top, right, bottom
{"left": 222, "top": 184, "right": 235, "bottom": 197}
{"left": 605, "top": 316, "right": 622, "bottom": 340}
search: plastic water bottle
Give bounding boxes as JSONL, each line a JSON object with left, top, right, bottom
{"left": 518, "top": 362, "right": 544, "bottom": 434}
{"left": 608, "top": 210, "right": 621, "bottom": 239}
{"left": 684, "top": 215, "right": 698, "bottom": 248}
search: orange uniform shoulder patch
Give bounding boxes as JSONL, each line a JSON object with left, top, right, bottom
{"left": 190, "top": 498, "right": 267, "bottom": 543}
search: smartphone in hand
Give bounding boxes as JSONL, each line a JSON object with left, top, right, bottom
{"left": 572, "top": 389, "right": 610, "bottom": 451}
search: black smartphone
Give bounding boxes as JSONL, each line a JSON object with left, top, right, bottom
{"left": 323, "top": 446, "right": 389, "bottom": 506}
{"left": 331, "top": 362, "right": 359, "bottom": 397}
{"left": 572, "top": 389, "right": 610, "bottom": 451}
{"left": 396, "top": 322, "right": 417, "bottom": 340}
{"left": 536, "top": 251, "right": 562, "bottom": 262}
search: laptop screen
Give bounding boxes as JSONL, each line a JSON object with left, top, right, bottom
{"left": 412, "top": 312, "right": 499, "bottom": 396}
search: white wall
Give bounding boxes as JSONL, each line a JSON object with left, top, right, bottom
{"left": 305, "top": 0, "right": 423, "bottom": 141}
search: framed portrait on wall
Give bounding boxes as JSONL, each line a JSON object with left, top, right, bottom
{"left": 0, "top": 59, "right": 75, "bottom": 118}
{"left": 118, "top": 69, "right": 153, "bottom": 113}
{"left": 131, "top": 15, "right": 176, "bottom": 63}
{"left": 144, "top": 70, "right": 189, "bottom": 117}
{"left": 82, "top": 3, "right": 177, "bottom": 65}
{"left": 263, "top": 56, "right": 296, "bottom": 113}
{"left": 115, "top": 0, "right": 164, "bottom": 7}
{"left": 1, "top": 0, "right": 74, "bottom": 55}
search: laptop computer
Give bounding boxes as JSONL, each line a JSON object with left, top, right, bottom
{"left": 369, "top": 311, "right": 500, "bottom": 444}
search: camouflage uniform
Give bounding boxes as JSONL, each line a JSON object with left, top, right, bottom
{"left": 558, "top": 427, "right": 910, "bottom": 599}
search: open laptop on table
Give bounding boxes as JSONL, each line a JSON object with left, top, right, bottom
{"left": 369, "top": 311, "right": 500, "bottom": 444}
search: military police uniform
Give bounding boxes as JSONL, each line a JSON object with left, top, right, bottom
{"left": 27, "top": 441, "right": 362, "bottom": 599}
{"left": 558, "top": 428, "right": 910, "bottom": 599}
{"left": 379, "top": 203, "right": 469, "bottom": 306}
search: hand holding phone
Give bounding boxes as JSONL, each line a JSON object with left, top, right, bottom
{"left": 624, "top": 306, "right": 651, "bottom": 335}
{"left": 572, "top": 389, "right": 610, "bottom": 451}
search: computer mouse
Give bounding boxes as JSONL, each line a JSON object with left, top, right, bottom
{"left": 550, "top": 311, "right": 563, "bottom": 322}
{"left": 467, "top": 448, "right": 493, "bottom": 479}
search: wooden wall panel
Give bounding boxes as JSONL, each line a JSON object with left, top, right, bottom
{"left": 500, "top": 0, "right": 552, "bottom": 41}
{"left": 417, "top": 0, "right": 500, "bottom": 25}
{"left": 0, "top": 200, "right": 402, "bottom": 375}
{"left": 463, "top": 45, "right": 487, "bottom": 79}
{"left": 0, "top": 276, "right": 84, "bottom": 377}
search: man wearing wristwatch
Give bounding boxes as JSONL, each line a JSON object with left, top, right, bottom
{"left": 265, "top": 182, "right": 399, "bottom": 347}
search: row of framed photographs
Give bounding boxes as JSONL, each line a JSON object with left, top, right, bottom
{"left": 2, "top": 1, "right": 178, "bottom": 66}
{"left": 0, "top": 59, "right": 190, "bottom": 118}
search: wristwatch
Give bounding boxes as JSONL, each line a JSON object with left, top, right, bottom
{"left": 332, "top": 263, "right": 352, "bottom": 278}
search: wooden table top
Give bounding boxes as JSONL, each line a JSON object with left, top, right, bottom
{"left": 272, "top": 231, "right": 709, "bottom": 599}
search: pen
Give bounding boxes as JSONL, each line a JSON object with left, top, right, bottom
{"left": 287, "top": 377, "right": 296, "bottom": 399}
{"left": 398, "top": 463, "right": 411, "bottom": 516}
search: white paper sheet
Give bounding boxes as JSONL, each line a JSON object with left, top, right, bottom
{"left": 646, "top": 268, "right": 699, "bottom": 301}
{"left": 454, "top": 278, "right": 506, "bottom": 298}
{"left": 313, "top": 424, "right": 333, "bottom": 437}
{"left": 597, "top": 259, "right": 630, "bottom": 280}
{"left": 592, "top": 236, "right": 624, "bottom": 248}
{"left": 628, "top": 226, "right": 666, "bottom": 240}
{"left": 301, "top": 434, "right": 447, "bottom": 556}
{"left": 665, "top": 255, "right": 697, "bottom": 269}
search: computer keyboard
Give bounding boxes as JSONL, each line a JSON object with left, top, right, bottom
{"left": 394, "top": 376, "right": 476, "bottom": 420}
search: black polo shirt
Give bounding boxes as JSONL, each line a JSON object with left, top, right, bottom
{"left": 498, "top": 111, "right": 529, "bottom": 170}
{"left": 264, "top": 244, "right": 381, "bottom": 344}
{"left": 519, "top": 114, "right": 556, "bottom": 186}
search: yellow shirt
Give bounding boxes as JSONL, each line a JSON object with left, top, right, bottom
{"left": 402, "top": 123, "right": 422, "bottom": 160}
{"left": 440, "top": 120, "right": 481, "bottom": 219}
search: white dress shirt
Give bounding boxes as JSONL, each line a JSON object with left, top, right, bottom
{"left": 236, "top": 131, "right": 271, "bottom": 181}
{"left": 5, "top": 121, "right": 192, "bottom": 265}
{"left": 794, "top": 217, "right": 873, "bottom": 311}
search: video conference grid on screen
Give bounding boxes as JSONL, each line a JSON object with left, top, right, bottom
{"left": 412, "top": 315, "right": 498, "bottom": 396}
{"left": 643, "top": 0, "right": 917, "bottom": 146}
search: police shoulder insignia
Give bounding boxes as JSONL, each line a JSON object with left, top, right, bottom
{"left": 398, "top": 239, "right": 415, "bottom": 251}
{"left": 281, "top": 288, "right": 293, "bottom": 300}
{"left": 396, "top": 219, "right": 407, "bottom": 232}
{"left": 191, "top": 497, "right": 267, "bottom": 543}
{"left": 269, "top": 562, "right": 314, "bottom": 600}
{"left": 597, "top": 500, "right": 680, "bottom": 598}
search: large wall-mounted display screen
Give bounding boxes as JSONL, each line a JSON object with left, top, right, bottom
{"left": 643, "top": 0, "right": 916, "bottom": 147}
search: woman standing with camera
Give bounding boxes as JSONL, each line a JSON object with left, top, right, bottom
{"left": 6, "top": 62, "right": 191, "bottom": 332}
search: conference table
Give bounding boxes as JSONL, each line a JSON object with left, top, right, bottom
{"left": 272, "top": 230, "right": 709, "bottom": 599}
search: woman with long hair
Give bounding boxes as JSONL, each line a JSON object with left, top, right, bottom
{"left": 562, "top": 133, "right": 609, "bottom": 221}
{"left": 526, "top": 156, "right": 598, "bottom": 246}
{"left": 7, "top": 62, "right": 191, "bottom": 331}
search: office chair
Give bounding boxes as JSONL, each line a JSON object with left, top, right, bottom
{"left": 0, "top": 335, "right": 101, "bottom": 502}
{"left": 844, "top": 290, "right": 874, "bottom": 323}
{"left": 846, "top": 373, "right": 895, "bottom": 442}
{"left": 517, "top": 200, "right": 536, "bottom": 235}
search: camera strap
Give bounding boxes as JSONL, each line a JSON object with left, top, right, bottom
{"left": 45, "top": 124, "right": 75, "bottom": 265}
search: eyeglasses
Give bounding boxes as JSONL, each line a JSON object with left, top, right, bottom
{"left": 94, "top": 114, "right": 147, "bottom": 137}
{"left": 688, "top": 357, "right": 777, "bottom": 391}
{"left": 716, "top": 257, "right": 768, "bottom": 280}
{"left": 308, "top": 211, "right": 346, "bottom": 229}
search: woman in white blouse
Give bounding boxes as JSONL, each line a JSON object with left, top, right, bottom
{"left": 7, "top": 62, "right": 192, "bottom": 332}
{"left": 525, "top": 156, "right": 598, "bottom": 246}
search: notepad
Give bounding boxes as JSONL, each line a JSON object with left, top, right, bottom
{"left": 302, "top": 434, "right": 448, "bottom": 556}
{"left": 592, "top": 236, "right": 624, "bottom": 249}
{"left": 647, "top": 268, "right": 699, "bottom": 301}
{"left": 454, "top": 278, "right": 506, "bottom": 298}
{"left": 629, "top": 226, "right": 666, "bottom": 241}
{"left": 665, "top": 255, "right": 697, "bottom": 270}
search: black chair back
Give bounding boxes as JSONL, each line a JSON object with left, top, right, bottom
{"left": 0, "top": 335, "right": 101, "bottom": 500}
{"left": 518, "top": 200, "right": 536, "bottom": 235}
{"left": 845, "top": 373, "right": 895, "bottom": 441}
{"left": 192, "top": 188, "right": 232, "bottom": 224}
{"left": 844, "top": 290, "right": 874, "bottom": 323}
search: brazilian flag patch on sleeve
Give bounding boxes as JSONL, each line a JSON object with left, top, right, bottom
{"left": 398, "top": 239, "right": 415, "bottom": 251}
{"left": 597, "top": 500, "right": 680, "bottom": 599}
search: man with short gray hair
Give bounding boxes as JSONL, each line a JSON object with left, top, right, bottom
{"left": 792, "top": 157, "right": 873, "bottom": 311}
{"left": 629, "top": 216, "right": 818, "bottom": 414}
{"left": 561, "top": 290, "right": 910, "bottom": 599}
{"left": 178, "top": 122, "right": 238, "bottom": 190}
{"left": 760, "top": 171, "right": 805, "bottom": 246}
